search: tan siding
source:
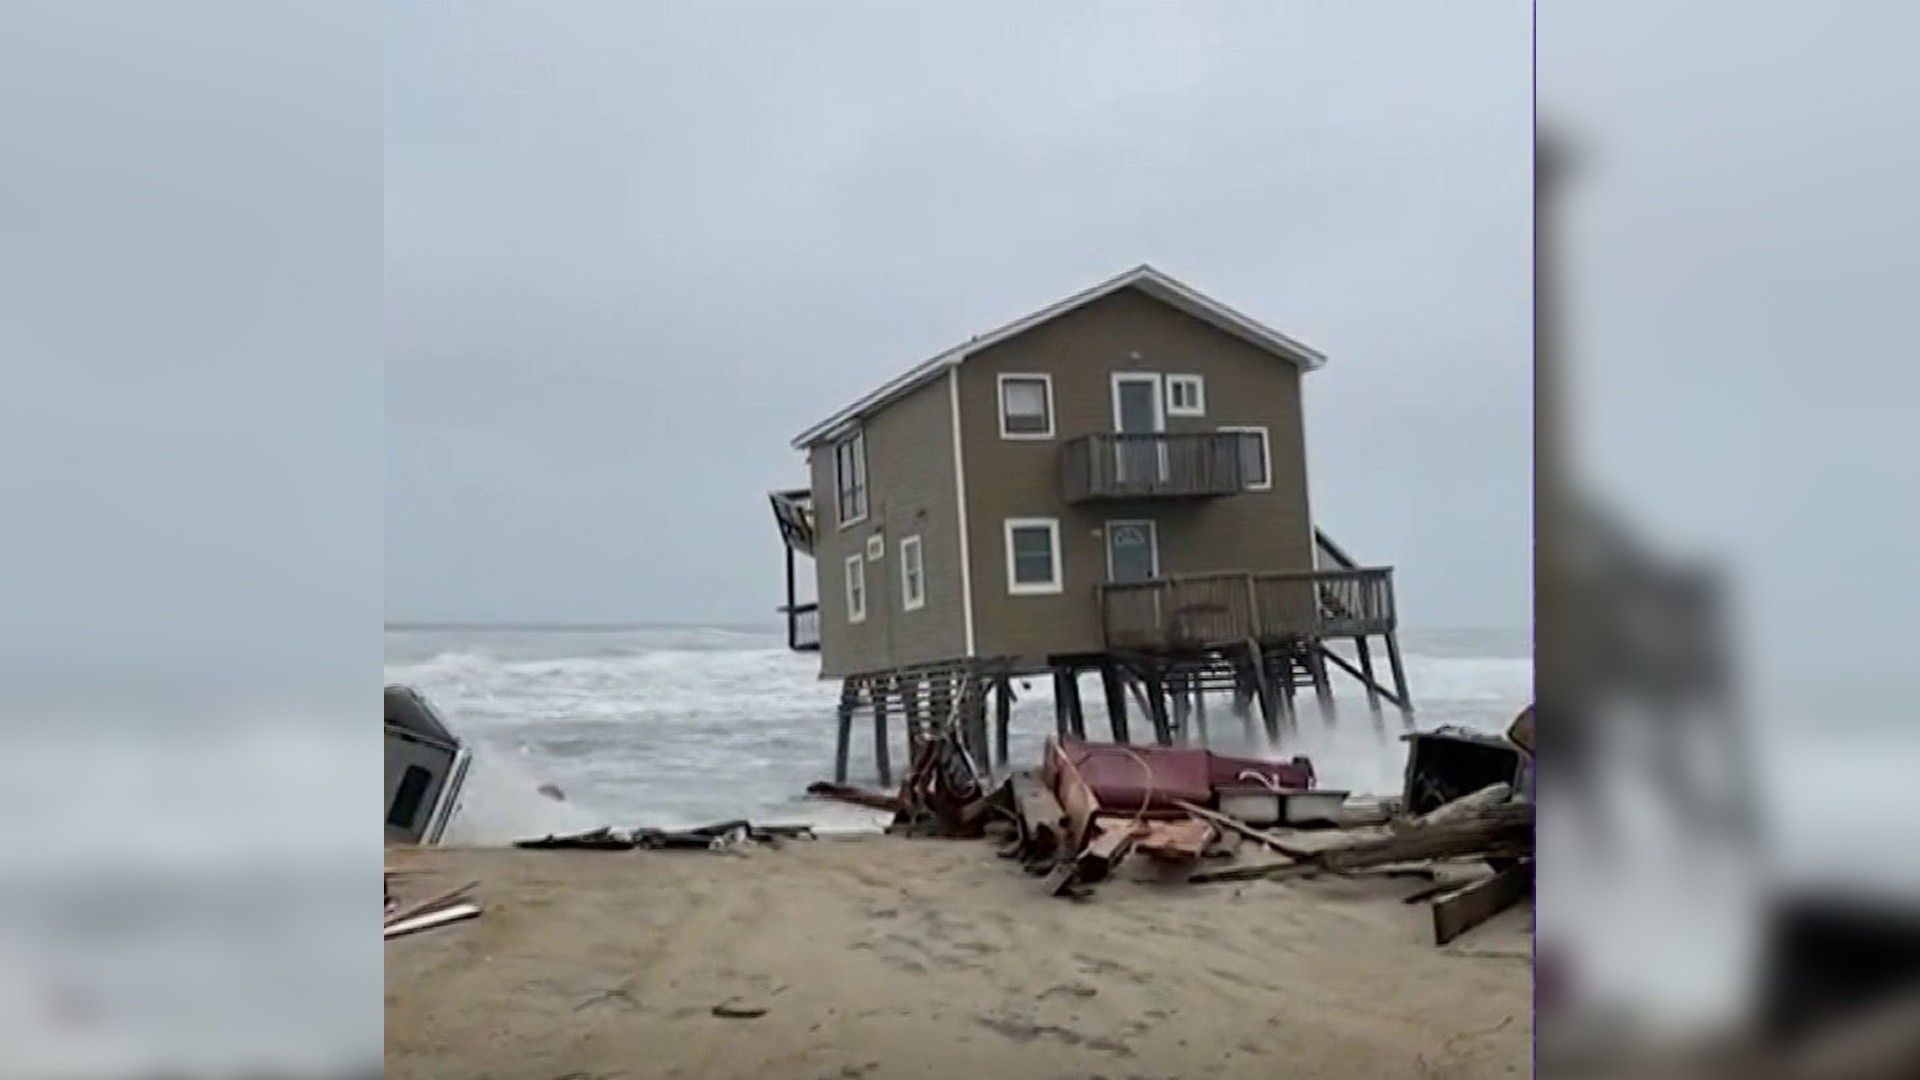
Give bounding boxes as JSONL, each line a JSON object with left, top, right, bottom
{"left": 809, "top": 376, "right": 967, "bottom": 677}
{"left": 957, "top": 287, "right": 1314, "bottom": 661}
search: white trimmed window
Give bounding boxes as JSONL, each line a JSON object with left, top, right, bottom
{"left": 1004, "top": 518, "right": 1063, "bottom": 595}
{"left": 844, "top": 554, "right": 867, "bottom": 623}
{"left": 899, "top": 535, "right": 925, "bottom": 611}
{"left": 1219, "top": 425, "right": 1271, "bottom": 490}
{"left": 1166, "top": 374, "right": 1206, "bottom": 417}
{"left": 833, "top": 429, "right": 868, "bottom": 527}
{"left": 997, "top": 373, "right": 1055, "bottom": 439}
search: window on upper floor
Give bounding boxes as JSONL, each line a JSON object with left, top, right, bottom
{"left": 834, "top": 429, "right": 868, "bottom": 526}
{"left": 1005, "top": 518, "right": 1063, "bottom": 595}
{"left": 844, "top": 553, "right": 867, "bottom": 623}
{"left": 1166, "top": 374, "right": 1206, "bottom": 417}
{"left": 899, "top": 535, "right": 925, "bottom": 611}
{"left": 1219, "top": 425, "right": 1272, "bottom": 490}
{"left": 997, "top": 373, "right": 1055, "bottom": 439}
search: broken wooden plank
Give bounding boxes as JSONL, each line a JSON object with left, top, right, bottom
{"left": 1011, "top": 770, "right": 1070, "bottom": 862}
{"left": 1402, "top": 783, "right": 1513, "bottom": 829}
{"left": 1432, "top": 860, "right": 1533, "bottom": 946}
{"left": 1320, "top": 816, "right": 1533, "bottom": 873}
{"left": 384, "top": 902, "right": 482, "bottom": 940}
{"left": 1133, "top": 817, "right": 1215, "bottom": 861}
{"left": 384, "top": 880, "right": 479, "bottom": 928}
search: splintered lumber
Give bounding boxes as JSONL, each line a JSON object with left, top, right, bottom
{"left": 1431, "top": 860, "right": 1534, "bottom": 945}
{"left": 384, "top": 880, "right": 479, "bottom": 928}
{"left": 1011, "top": 771, "right": 1070, "bottom": 862}
{"left": 1320, "top": 803, "right": 1533, "bottom": 873}
{"left": 1402, "top": 783, "right": 1513, "bottom": 830}
{"left": 1172, "top": 801, "right": 1317, "bottom": 861}
{"left": 385, "top": 902, "right": 482, "bottom": 939}
{"left": 1132, "top": 817, "right": 1218, "bottom": 861}
{"left": 1049, "top": 817, "right": 1138, "bottom": 895}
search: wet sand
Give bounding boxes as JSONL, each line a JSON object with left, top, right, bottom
{"left": 386, "top": 836, "right": 1530, "bottom": 1080}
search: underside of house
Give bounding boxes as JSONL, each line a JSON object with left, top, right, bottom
{"left": 768, "top": 485, "right": 1415, "bottom": 785}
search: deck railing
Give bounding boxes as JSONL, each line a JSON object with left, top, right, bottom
{"left": 1099, "top": 567, "right": 1397, "bottom": 649}
{"left": 1061, "top": 432, "right": 1247, "bottom": 503}
{"left": 782, "top": 601, "right": 821, "bottom": 652}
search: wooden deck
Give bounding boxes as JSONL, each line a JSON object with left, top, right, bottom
{"left": 1099, "top": 567, "right": 1397, "bottom": 650}
{"left": 1060, "top": 432, "right": 1247, "bottom": 503}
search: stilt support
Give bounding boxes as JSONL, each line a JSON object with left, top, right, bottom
{"left": 833, "top": 677, "right": 858, "bottom": 784}
{"left": 1100, "top": 660, "right": 1130, "bottom": 743}
{"left": 872, "top": 676, "right": 892, "bottom": 788}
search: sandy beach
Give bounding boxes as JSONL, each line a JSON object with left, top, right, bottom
{"left": 386, "top": 835, "right": 1530, "bottom": 1080}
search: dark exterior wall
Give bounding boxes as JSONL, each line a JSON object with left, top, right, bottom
{"left": 955, "top": 286, "right": 1314, "bottom": 661}
{"left": 808, "top": 374, "right": 967, "bottom": 678}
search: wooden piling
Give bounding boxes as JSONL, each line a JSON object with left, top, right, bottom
{"left": 1384, "top": 631, "right": 1415, "bottom": 726}
{"left": 1145, "top": 669, "right": 1172, "bottom": 746}
{"left": 993, "top": 676, "right": 1012, "bottom": 770}
{"left": 1061, "top": 666, "right": 1087, "bottom": 738}
{"left": 1099, "top": 659, "right": 1130, "bottom": 743}
{"left": 872, "top": 676, "right": 892, "bottom": 788}
{"left": 1307, "top": 647, "right": 1337, "bottom": 726}
{"left": 1354, "top": 636, "right": 1384, "bottom": 715}
{"left": 833, "top": 677, "right": 858, "bottom": 784}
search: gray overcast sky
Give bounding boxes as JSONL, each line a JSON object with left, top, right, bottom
{"left": 385, "top": 1, "right": 1531, "bottom": 630}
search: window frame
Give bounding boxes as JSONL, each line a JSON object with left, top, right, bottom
{"left": 996, "top": 372, "right": 1056, "bottom": 440}
{"left": 844, "top": 553, "right": 867, "bottom": 623}
{"left": 1165, "top": 374, "right": 1207, "bottom": 417}
{"left": 1003, "top": 517, "right": 1064, "bottom": 596}
{"left": 1217, "top": 424, "right": 1273, "bottom": 491}
{"left": 833, "top": 428, "right": 869, "bottom": 529}
{"left": 899, "top": 534, "right": 925, "bottom": 612}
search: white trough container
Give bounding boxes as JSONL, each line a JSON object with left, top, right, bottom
{"left": 1215, "top": 786, "right": 1354, "bottom": 828}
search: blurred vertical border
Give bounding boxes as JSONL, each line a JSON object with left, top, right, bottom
{"left": 0, "top": 2, "right": 382, "bottom": 1077}
{"left": 1538, "top": 2, "right": 1920, "bottom": 1077}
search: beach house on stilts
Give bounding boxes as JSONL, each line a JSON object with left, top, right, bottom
{"left": 769, "top": 265, "right": 1413, "bottom": 785}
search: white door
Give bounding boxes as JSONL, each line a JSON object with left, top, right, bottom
{"left": 1110, "top": 373, "right": 1166, "bottom": 484}
{"left": 1105, "top": 520, "right": 1159, "bottom": 583}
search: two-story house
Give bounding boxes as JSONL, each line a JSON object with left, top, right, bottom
{"left": 770, "top": 265, "right": 1411, "bottom": 785}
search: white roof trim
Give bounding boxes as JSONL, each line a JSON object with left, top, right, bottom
{"left": 790, "top": 264, "right": 1326, "bottom": 449}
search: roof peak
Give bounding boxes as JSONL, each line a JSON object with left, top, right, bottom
{"left": 791, "top": 265, "right": 1325, "bottom": 449}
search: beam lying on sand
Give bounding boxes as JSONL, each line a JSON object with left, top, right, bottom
{"left": 385, "top": 902, "right": 482, "bottom": 940}
{"left": 1431, "top": 861, "right": 1534, "bottom": 946}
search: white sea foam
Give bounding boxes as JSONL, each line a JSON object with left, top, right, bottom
{"left": 386, "top": 627, "right": 1532, "bottom": 843}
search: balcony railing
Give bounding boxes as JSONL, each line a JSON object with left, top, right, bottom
{"left": 1061, "top": 432, "right": 1247, "bottom": 503}
{"left": 1099, "top": 567, "right": 1397, "bottom": 650}
{"left": 782, "top": 601, "right": 821, "bottom": 652}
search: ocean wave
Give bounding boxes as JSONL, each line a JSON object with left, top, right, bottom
{"left": 385, "top": 629, "right": 1531, "bottom": 841}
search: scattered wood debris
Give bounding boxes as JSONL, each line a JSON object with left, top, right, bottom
{"left": 514, "top": 822, "right": 817, "bottom": 852}
{"left": 384, "top": 878, "right": 483, "bottom": 942}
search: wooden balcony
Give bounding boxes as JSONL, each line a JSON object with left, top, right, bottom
{"left": 1099, "top": 567, "right": 1398, "bottom": 650}
{"left": 1061, "top": 432, "right": 1247, "bottom": 504}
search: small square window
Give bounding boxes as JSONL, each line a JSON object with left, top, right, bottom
{"left": 1167, "top": 375, "right": 1206, "bottom": 417}
{"left": 998, "top": 374, "right": 1055, "bottom": 439}
{"left": 866, "top": 534, "right": 884, "bottom": 561}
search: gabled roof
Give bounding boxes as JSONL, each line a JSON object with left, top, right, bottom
{"left": 791, "top": 264, "right": 1327, "bottom": 449}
